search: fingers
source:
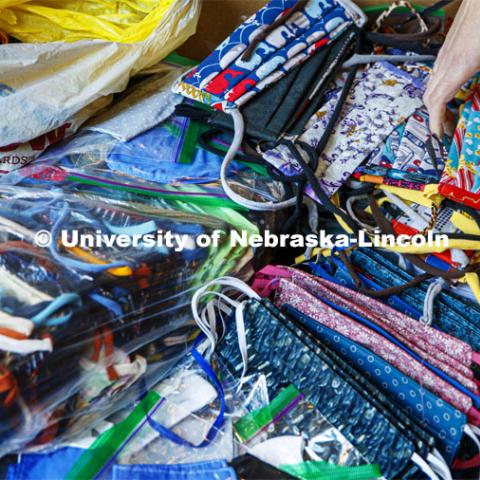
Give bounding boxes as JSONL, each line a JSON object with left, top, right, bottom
{"left": 423, "top": 0, "right": 480, "bottom": 136}
{"left": 424, "top": 71, "right": 449, "bottom": 137}
{"left": 424, "top": 94, "right": 446, "bottom": 137}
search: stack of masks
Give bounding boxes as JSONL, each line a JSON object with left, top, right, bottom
{"left": 179, "top": 268, "right": 480, "bottom": 479}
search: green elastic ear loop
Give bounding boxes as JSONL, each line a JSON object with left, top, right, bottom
{"left": 234, "top": 384, "right": 302, "bottom": 442}
{"left": 66, "top": 391, "right": 163, "bottom": 480}
{"left": 280, "top": 461, "right": 382, "bottom": 480}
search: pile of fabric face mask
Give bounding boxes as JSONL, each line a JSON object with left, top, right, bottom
{"left": 3, "top": 0, "right": 480, "bottom": 479}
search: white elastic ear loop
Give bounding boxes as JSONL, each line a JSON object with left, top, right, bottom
{"left": 304, "top": 434, "right": 325, "bottom": 461}
{"left": 465, "top": 424, "right": 480, "bottom": 451}
{"left": 428, "top": 450, "right": 452, "bottom": 480}
{"left": 220, "top": 109, "right": 297, "bottom": 211}
{"left": 196, "top": 291, "right": 239, "bottom": 357}
{"left": 0, "top": 312, "right": 34, "bottom": 336}
{"left": 0, "top": 266, "right": 53, "bottom": 305}
{"left": 191, "top": 277, "right": 260, "bottom": 356}
{"left": 0, "top": 336, "right": 52, "bottom": 354}
{"left": 412, "top": 452, "right": 440, "bottom": 480}
{"left": 235, "top": 301, "right": 249, "bottom": 387}
{"left": 420, "top": 277, "right": 446, "bottom": 326}
{"left": 200, "top": 292, "right": 237, "bottom": 348}
{"left": 346, "top": 194, "right": 376, "bottom": 231}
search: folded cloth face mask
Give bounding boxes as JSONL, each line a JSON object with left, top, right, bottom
{"left": 284, "top": 306, "right": 466, "bottom": 466}
{"left": 253, "top": 266, "right": 480, "bottom": 382}
{"left": 218, "top": 298, "right": 433, "bottom": 479}
{"left": 112, "top": 461, "right": 238, "bottom": 480}
{"left": 105, "top": 116, "right": 244, "bottom": 185}
{"left": 174, "top": 0, "right": 365, "bottom": 110}
{"left": 177, "top": 26, "right": 357, "bottom": 144}
{"left": 440, "top": 83, "right": 480, "bottom": 208}
{"left": 354, "top": 107, "right": 449, "bottom": 190}
{"left": 273, "top": 277, "right": 480, "bottom": 422}
{"left": 173, "top": 0, "right": 366, "bottom": 210}
{"left": 313, "top": 248, "right": 480, "bottom": 351}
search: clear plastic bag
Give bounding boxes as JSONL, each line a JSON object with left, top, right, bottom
{"left": 0, "top": 184, "right": 255, "bottom": 457}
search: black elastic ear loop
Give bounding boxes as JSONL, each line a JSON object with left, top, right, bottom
{"left": 414, "top": 0, "right": 454, "bottom": 20}
{"left": 262, "top": 144, "right": 320, "bottom": 234}
{"left": 338, "top": 249, "right": 432, "bottom": 297}
{"left": 315, "top": 32, "right": 362, "bottom": 157}
{"left": 282, "top": 26, "right": 357, "bottom": 137}
{"left": 283, "top": 139, "right": 360, "bottom": 234}
{"left": 425, "top": 134, "right": 444, "bottom": 181}
{"left": 272, "top": 29, "right": 363, "bottom": 234}
{"left": 364, "top": 31, "right": 441, "bottom": 55}
{"left": 174, "top": 103, "right": 213, "bottom": 123}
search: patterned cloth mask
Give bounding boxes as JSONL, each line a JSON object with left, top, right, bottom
{"left": 173, "top": 0, "right": 366, "bottom": 212}
{"left": 198, "top": 27, "right": 357, "bottom": 143}
{"left": 262, "top": 61, "right": 424, "bottom": 199}
{"left": 253, "top": 265, "right": 480, "bottom": 380}
{"left": 174, "top": 0, "right": 365, "bottom": 111}
{"left": 274, "top": 278, "right": 480, "bottom": 416}
{"left": 440, "top": 82, "right": 480, "bottom": 208}
{"left": 282, "top": 304, "right": 466, "bottom": 465}
{"left": 322, "top": 248, "right": 480, "bottom": 352}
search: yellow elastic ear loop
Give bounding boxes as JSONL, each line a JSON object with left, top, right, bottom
{"left": 378, "top": 184, "right": 442, "bottom": 208}
{"left": 331, "top": 192, "right": 355, "bottom": 234}
{"left": 450, "top": 211, "right": 480, "bottom": 236}
{"left": 380, "top": 239, "right": 480, "bottom": 255}
{"left": 465, "top": 272, "right": 480, "bottom": 305}
{"left": 64, "top": 246, "right": 133, "bottom": 277}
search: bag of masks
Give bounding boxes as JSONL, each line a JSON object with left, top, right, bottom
{"left": 0, "top": 185, "right": 256, "bottom": 457}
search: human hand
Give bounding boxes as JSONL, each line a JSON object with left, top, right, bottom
{"left": 424, "top": 0, "right": 480, "bottom": 136}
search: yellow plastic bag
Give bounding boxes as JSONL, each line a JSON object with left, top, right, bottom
{"left": 0, "top": 0, "right": 200, "bottom": 173}
{"left": 0, "top": 0, "right": 183, "bottom": 43}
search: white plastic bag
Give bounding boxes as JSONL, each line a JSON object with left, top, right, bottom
{"left": 0, "top": 0, "right": 200, "bottom": 172}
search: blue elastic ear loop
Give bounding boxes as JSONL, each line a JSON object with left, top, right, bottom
{"left": 313, "top": 291, "right": 480, "bottom": 408}
{"left": 104, "top": 221, "right": 157, "bottom": 237}
{"left": 89, "top": 293, "right": 123, "bottom": 318}
{"left": 327, "top": 255, "right": 423, "bottom": 319}
{"left": 32, "top": 293, "right": 82, "bottom": 326}
{"left": 147, "top": 345, "right": 226, "bottom": 448}
{"left": 49, "top": 204, "right": 134, "bottom": 273}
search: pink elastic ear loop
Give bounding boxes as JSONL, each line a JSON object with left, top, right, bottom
{"left": 472, "top": 352, "right": 480, "bottom": 367}
{"left": 468, "top": 407, "right": 480, "bottom": 427}
{"left": 453, "top": 453, "right": 480, "bottom": 470}
{"left": 251, "top": 265, "right": 292, "bottom": 297}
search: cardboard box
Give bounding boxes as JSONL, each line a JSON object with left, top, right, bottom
{"left": 179, "top": 0, "right": 461, "bottom": 60}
